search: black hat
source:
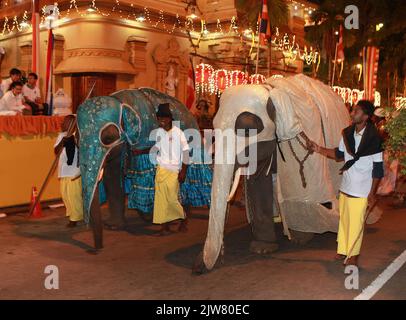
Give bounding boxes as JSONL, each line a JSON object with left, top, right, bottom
{"left": 156, "top": 103, "right": 173, "bottom": 119}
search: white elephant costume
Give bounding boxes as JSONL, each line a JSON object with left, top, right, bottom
{"left": 267, "top": 74, "right": 350, "bottom": 233}
{"left": 201, "top": 74, "right": 350, "bottom": 271}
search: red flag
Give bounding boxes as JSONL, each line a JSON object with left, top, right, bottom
{"left": 337, "top": 25, "right": 344, "bottom": 62}
{"left": 363, "top": 46, "right": 379, "bottom": 102}
{"left": 259, "top": 0, "right": 271, "bottom": 45}
{"left": 186, "top": 58, "right": 196, "bottom": 110}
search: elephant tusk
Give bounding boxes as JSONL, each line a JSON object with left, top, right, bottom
{"left": 227, "top": 167, "right": 242, "bottom": 202}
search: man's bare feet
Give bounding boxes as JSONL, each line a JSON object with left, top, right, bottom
{"left": 335, "top": 254, "right": 346, "bottom": 261}
{"left": 66, "top": 221, "right": 78, "bottom": 228}
{"left": 178, "top": 220, "right": 188, "bottom": 233}
{"left": 154, "top": 223, "right": 172, "bottom": 236}
{"left": 344, "top": 255, "right": 359, "bottom": 266}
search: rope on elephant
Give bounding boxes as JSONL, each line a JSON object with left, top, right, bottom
{"left": 287, "top": 136, "right": 311, "bottom": 188}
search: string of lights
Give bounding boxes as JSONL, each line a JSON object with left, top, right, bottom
{"left": 0, "top": 0, "right": 319, "bottom": 67}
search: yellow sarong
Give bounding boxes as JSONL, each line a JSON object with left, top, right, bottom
{"left": 337, "top": 193, "right": 368, "bottom": 257}
{"left": 60, "top": 177, "right": 84, "bottom": 222}
{"left": 153, "top": 166, "right": 185, "bottom": 224}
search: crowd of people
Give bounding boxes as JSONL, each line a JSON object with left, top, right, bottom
{"left": 0, "top": 68, "right": 48, "bottom": 115}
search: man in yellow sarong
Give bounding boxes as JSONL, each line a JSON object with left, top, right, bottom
{"left": 151, "top": 103, "right": 189, "bottom": 235}
{"left": 310, "top": 100, "right": 384, "bottom": 266}
{"left": 54, "top": 115, "right": 84, "bottom": 227}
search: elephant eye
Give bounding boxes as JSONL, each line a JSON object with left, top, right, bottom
{"left": 235, "top": 112, "right": 264, "bottom": 137}
{"left": 99, "top": 123, "right": 121, "bottom": 147}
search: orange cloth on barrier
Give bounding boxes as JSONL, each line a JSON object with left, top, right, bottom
{"left": 0, "top": 116, "right": 65, "bottom": 137}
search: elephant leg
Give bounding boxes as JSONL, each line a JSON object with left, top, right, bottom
{"left": 245, "top": 158, "right": 278, "bottom": 255}
{"left": 103, "top": 145, "right": 126, "bottom": 229}
{"left": 90, "top": 186, "right": 103, "bottom": 250}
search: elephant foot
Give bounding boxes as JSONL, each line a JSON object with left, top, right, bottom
{"left": 86, "top": 248, "right": 102, "bottom": 255}
{"left": 192, "top": 251, "right": 209, "bottom": 275}
{"left": 290, "top": 230, "right": 314, "bottom": 246}
{"left": 250, "top": 240, "right": 279, "bottom": 255}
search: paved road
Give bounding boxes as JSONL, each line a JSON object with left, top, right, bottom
{"left": 0, "top": 197, "right": 405, "bottom": 299}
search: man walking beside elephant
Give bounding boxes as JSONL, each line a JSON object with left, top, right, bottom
{"left": 309, "top": 100, "right": 384, "bottom": 266}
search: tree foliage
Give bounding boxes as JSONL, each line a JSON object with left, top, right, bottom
{"left": 385, "top": 108, "right": 406, "bottom": 175}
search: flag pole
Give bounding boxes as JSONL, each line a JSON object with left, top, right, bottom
{"left": 31, "top": 0, "right": 40, "bottom": 74}
{"left": 331, "top": 41, "right": 338, "bottom": 87}
{"left": 255, "top": 34, "right": 261, "bottom": 74}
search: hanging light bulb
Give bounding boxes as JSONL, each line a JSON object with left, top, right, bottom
{"left": 136, "top": 14, "right": 146, "bottom": 22}
{"left": 20, "top": 21, "right": 29, "bottom": 28}
{"left": 187, "top": 6, "right": 198, "bottom": 20}
{"left": 87, "top": 6, "right": 96, "bottom": 13}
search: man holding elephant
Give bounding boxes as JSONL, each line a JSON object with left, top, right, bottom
{"left": 309, "top": 100, "right": 384, "bottom": 266}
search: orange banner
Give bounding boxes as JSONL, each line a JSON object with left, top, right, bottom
{"left": 0, "top": 116, "right": 64, "bottom": 137}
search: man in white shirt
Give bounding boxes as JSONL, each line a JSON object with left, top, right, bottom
{"left": 0, "top": 81, "right": 31, "bottom": 115}
{"left": 23, "top": 72, "right": 46, "bottom": 115}
{"left": 54, "top": 115, "right": 83, "bottom": 227}
{"left": 0, "top": 68, "right": 22, "bottom": 98}
{"left": 310, "top": 100, "right": 384, "bottom": 266}
{"left": 134, "top": 103, "right": 190, "bottom": 235}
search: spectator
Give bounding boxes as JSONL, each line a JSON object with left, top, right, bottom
{"left": 23, "top": 72, "right": 47, "bottom": 115}
{"left": 0, "top": 68, "right": 22, "bottom": 97}
{"left": 0, "top": 81, "right": 32, "bottom": 115}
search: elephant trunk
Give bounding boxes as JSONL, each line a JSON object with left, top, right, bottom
{"left": 203, "top": 147, "right": 235, "bottom": 269}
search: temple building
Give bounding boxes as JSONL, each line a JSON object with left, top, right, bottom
{"left": 0, "top": 0, "right": 318, "bottom": 112}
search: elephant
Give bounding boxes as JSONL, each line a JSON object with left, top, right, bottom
{"left": 77, "top": 88, "right": 211, "bottom": 250}
{"left": 193, "top": 74, "right": 350, "bottom": 273}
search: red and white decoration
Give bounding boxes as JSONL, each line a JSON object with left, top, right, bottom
{"left": 363, "top": 46, "right": 380, "bottom": 102}
{"left": 194, "top": 63, "right": 267, "bottom": 96}
{"left": 332, "top": 86, "right": 381, "bottom": 107}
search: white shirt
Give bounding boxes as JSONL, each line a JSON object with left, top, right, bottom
{"left": 54, "top": 132, "right": 81, "bottom": 178}
{"left": 23, "top": 84, "right": 41, "bottom": 102}
{"left": 339, "top": 127, "right": 383, "bottom": 198}
{"left": 0, "top": 78, "right": 12, "bottom": 96}
{"left": 0, "top": 90, "right": 25, "bottom": 112}
{"left": 154, "top": 126, "right": 189, "bottom": 172}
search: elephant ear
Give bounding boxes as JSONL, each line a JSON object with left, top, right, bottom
{"left": 121, "top": 104, "right": 141, "bottom": 146}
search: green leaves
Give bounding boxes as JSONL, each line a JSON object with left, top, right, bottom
{"left": 385, "top": 108, "right": 406, "bottom": 175}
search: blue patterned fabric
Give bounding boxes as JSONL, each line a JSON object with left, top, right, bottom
{"left": 181, "top": 164, "right": 213, "bottom": 207}
{"left": 77, "top": 96, "right": 124, "bottom": 223}
{"left": 127, "top": 154, "right": 156, "bottom": 214}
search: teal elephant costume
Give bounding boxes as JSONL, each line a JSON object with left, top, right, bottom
{"left": 77, "top": 88, "right": 212, "bottom": 248}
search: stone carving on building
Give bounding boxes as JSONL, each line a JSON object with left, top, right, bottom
{"left": 153, "top": 37, "right": 189, "bottom": 103}
{"left": 126, "top": 36, "right": 147, "bottom": 74}
{"left": 164, "top": 65, "right": 178, "bottom": 97}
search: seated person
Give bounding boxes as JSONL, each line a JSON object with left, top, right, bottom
{"left": 0, "top": 68, "right": 22, "bottom": 98}
{"left": 23, "top": 72, "right": 47, "bottom": 115}
{"left": 0, "top": 81, "right": 32, "bottom": 115}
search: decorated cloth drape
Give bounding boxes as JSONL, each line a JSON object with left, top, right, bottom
{"left": 363, "top": 46, "right": 380, "bottom": 102}
{"left": 0, "top": 116, "right": 64, "bottom": 137}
